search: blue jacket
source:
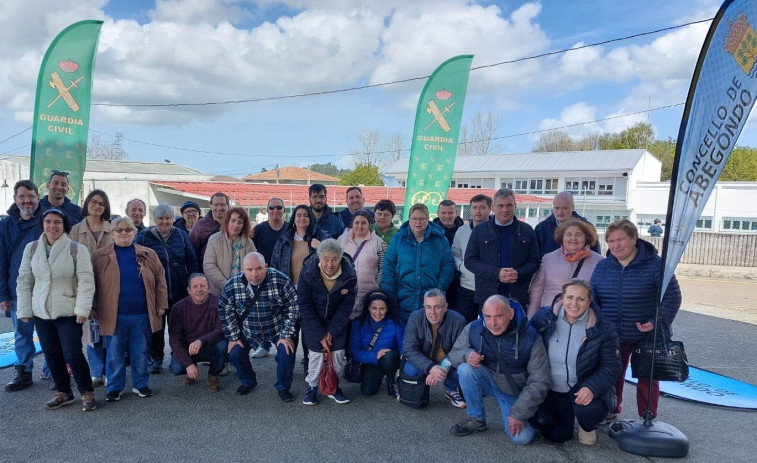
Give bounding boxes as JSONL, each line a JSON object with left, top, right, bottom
{"left": 136, "top": 226, "right": 199, "bottom": 305}
{"left": 349, "top": 317, "right": 405, "bottom": 365}
{"left": 339, "top": 208, "right": 374, "bottom": 229}
{"left": 381, "top": 221, "right": 455, "bottom": 321}
{"left": 40, "top": 196, "right": 83, "bottom": 224}
{"left": 270, "top": 227, "right": 330, "bottom": 280}
{"left": 534, "top": 212, "right": 601, "bottom": 257}
{"left": 0, "top": 204, "right": 45, "bottom": 301}
{"left": 448, "top": 300, "right": 550, "bottom": 421}
{"left": 315, "top": 205, "right": 345, "bottom": 239}
{"left": 590, "top": 240, "right": 681, "bottom": 344}
{"left": 530, "top": 302, "right": 621, "bottom": 411}
{"left": 464, "top": 216, "right": 540, "bottom": 307}
{"left": 297, "top": 253, "right": 357, "bottom": 352}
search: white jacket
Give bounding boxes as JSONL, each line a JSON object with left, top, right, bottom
{"left": 16, "top": 234, "right": 95, "bottom": 320}
{"left": 452, "top": 222, "right": 475, "bottom": 291}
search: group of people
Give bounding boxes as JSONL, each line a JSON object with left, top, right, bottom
{"left": 1, "top": 176, "right": 682, "bottom": 448}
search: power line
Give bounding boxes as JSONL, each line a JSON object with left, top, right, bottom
{"left": 90, "top": 18, "right": 712, "bottom": 108}
{"left": 0, "top": 127, "right": 31, "bottom": 146}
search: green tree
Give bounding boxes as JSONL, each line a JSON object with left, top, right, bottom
{"left": 598, "top": 122, "right": 655, "bottom": 150}
{"left": 722, "top": 146, "right": 757, "bottom": 181}
{"left": 648, "top": 137, "right": 676, "bottom": 181}
{"left": 310, "top": 162, "right": 347, "bottom": 178}
{"left": 339, "top": 163, "right": 383, "bottom": 186}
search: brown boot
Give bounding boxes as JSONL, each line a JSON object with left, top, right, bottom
{"left": 207, "top": 375, "right": 220, "bottom": 393}
{"left": 183, "top": 375, "right": 196, "bottom": 386}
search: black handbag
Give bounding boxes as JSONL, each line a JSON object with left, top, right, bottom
{"left": 343, "top": 325, "right": 383, "bottom": 383}
{"left": 630, "top": 321, "right": 689, "bottom": 382}
{"left": 396, "top": 357, "right": 430, "bottom": 409}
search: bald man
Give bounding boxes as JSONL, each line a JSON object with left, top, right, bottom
{"left": 217, "top": 252, "right": 299, "bottom": 402}
{"left": 534, "top": 192, "right": 601, "bottom": 256}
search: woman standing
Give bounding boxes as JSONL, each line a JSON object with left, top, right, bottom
{"left": 92, "top": 217, "right": 168, "bottom": 402}
{"left": 271, "top": 205, "right": 330, "bottom": 369}
{"left": 349, "top": 291, "right": 404, "bottom": 397}
{"left": 16, "top": 208, "right": 97, "bottom": 411}
{"left": 136, "top": 204, "right": 199, "bottom": 373}
{"left": 528, "top": 218, "right": 602, "bottom": 318}
{"left": 69, "top": 189, "right": 113, "bottom": 386}
{"left": 530, "top": 279, "right": 621, "bottom": 444}
{"left": 338, "top": 210, "right": 386, "bottom": 320}
{"left": 590, "top": 219, "right": 681, "bottom": 421}
{"left": 203, "top": 207, "right": 256, "bottom": 296}
{"left": 381, "top": 203, "right": 455, "bottom": 322}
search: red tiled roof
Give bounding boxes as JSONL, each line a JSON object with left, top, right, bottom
{"left": 151, "top": 181, "right": 551, "bottom": 207}
{"left": 242, "top": 166, "right": 340, "bottom": 182}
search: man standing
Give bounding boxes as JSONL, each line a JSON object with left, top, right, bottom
{"left": 125, "top": 199, "right": 147, "bottom": 233}
{"left": 433, "top": 200, "right": 464, "bottom": 247}
{"left": 40, "top": 170, "right": 82, "bottom": 224}
{"left": 338, "top": 186, "right": 374, "bottom": 228}
{"left": 534, "top": 191, "right": 601, "bottom": 257}
{"left": 174, "top": 201, "right": 201, "bottom": 234}
{"left": 464, "top": 188, "right": 540, "bottom": 312}
{"left": 217, "top": 252, "right": 299, "bottom": 402}
{"left": 0, "top": 181, "right": 45, "bottom": 391}
{"left": 307, "top": 184, "right": 344, "bottom": 238}
{"left": 648, "top": 219, "right": 663, "bottom": 237}
{"left": 371, "top": 199, "right": 398, "bottom": 245}
{"left": 448, "top": 295, "right": 550, "bottom": 445}
{"left": 253, "top": 198, "right": 290, "bottom": 265}
{"left": 189, "top": 192, "right": 229, "bottom": 266}
{"left": 402, "top": 289, "right": 467, "bottom": 408}
{"left": 168, "top": 273, "right": 228, "bottom": 392}
{"left": 452, "top": 194, "right": 492, "bottom": 323}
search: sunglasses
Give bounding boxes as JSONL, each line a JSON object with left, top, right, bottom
{"left": 50, "top": 170, "right": 69, "bottom": 179}
{"left": 268, "top": 205, "right": 284, "bottom": 211}
{"left": 113, "top": 228, "right": 133, "bottom": 233}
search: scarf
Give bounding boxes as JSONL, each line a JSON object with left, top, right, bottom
{"left": 562, "top": 246, "right": 590, "bottom": 263}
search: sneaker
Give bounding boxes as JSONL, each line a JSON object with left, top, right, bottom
{"left": 327, "top": 388, "right": 351, "bottom": 404}
{"left": 45, "top": 391, "right": 75, "bottom": 410}
{"left": 303, "top": 386, "right": 318, "bottom": 405}
{"left": 236, "top": 383, "right": 256, "bottom": 395}
{"left": 578, "top": 426, "right": 597, "bottom": 445}
{"left": 386, "top": 381, "right": 398, "bottom": 399}
{"left": 207, "top": 376, "right": 220, "bottom": 393}
{"left": 278, "top": 389, "right": 294, "bottom": 402}
{"left": 132, "top": 387, "right": 153, "bottom": 398}
{"left": 183, "top": 376, "right": 196, "bottom": 386}
{"left": 91, "top": 376, "right": 105, "bottom": 388}
{"left": 250, "top": 345, "right": 270, "bottom": 358}
{"left": 105, "top": 390, "right": 122, "bottom": 402}
{"left": 219, "top": 363, "right": 231, "bottom": 377}
{"left": 149, "top": 362, "right": 163, "bottom": 375}
{"left": 599, "top": 412, "right": 619, "bottom": 425}
{"left": 445, "top": 389, "right": 467, "bottom": 408}
{"left": 450, "top": 417, "right": 487, "bottom": 436}
{"left": 82, "top": 391, "right": 97, "bottom": 411}
{"left": 5, "top": 366, "right": 33, "bottom": 392}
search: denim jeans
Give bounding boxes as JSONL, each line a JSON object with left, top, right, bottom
{"left": 105, "top": 314, "right": 151, "bottom": 392}
{"left": 88, "top": 339, "right": 106, "bottom": 378}
{"left": 403, "top": 359, "right": 460, "bottom": 392}
{"left": 9, "top": 299, "right": 36, "bottom": 371}
{"left": 228, "top": 335, "right": 295, "bottom": 391}
{"left": 34, "top": 316, "right": 93, "bottom": 395}
{"left": 458, "top": 362, "right": 535, "bottom": 445}
{"left": 170, "top": 339, "right": 228, "bottom": 377}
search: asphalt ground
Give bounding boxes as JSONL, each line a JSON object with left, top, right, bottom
{"left": 1, "top": 275, "right": 756, "bottom": 462}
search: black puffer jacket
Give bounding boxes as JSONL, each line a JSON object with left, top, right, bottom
{"left": 530, "top": 297, "right": 621, "bottom": 411}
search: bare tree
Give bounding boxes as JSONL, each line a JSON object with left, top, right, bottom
{"left": 87, "top": 132, "right": 129, "bottom": 160}
{"left": 382, "top": 132, "right": 406, "bottom": 168}
{"left": 353, "top": 129, "right": 382, "bottom": 166}
{"left": 457, "top": 110, "right": 501, "bottom": 156}
{"left": 532, "top": 130, "right": 577, "bottom": 152}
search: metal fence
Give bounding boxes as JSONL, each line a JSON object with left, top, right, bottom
{"left": 597, "top": 232, "right": 757, "bottom": 267}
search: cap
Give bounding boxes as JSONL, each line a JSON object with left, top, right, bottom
{"left": 180, "top": 201, "right": 201, "bottom": 213}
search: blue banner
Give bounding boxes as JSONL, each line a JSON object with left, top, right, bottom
{"left": 662, "top": 0, "right": 757, "bottom": 298}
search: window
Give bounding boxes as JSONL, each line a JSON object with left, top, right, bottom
{"left": 695, "top": 218, "right": 713, "bottom": 230}
{"left": 723, "top": 218, "right": 757, "bottom": 232}
{"left": 514, "top": 180, "right": 528, "bottom": 194}
{"left": 529, "top": 179, "right": 544, "bottom": 194}
{"left": 515, "top": 207, "right": 526, "bottom": 218}
{"left": 528, "top": 208, "right": 538, "bottom": 218}
{"left": 581, "top": 180, "right": 597, "bottom": 195}
{"left": 565, "top": 179, "right": 580, "bottom": 194}
{"left": 456, "top": 178, "right": 469, "bottom": 189}
{"left": 545, "top": 178, "right": 558, "bottom": 194}
{"left": 541, "top": 208, "right": 552, "bottom": 218}
{"left": 482, "top": 178, "right": 495, "bottom": 189}
{"left": 501, "top": 179, "right": 513, "bottom": 189}
{"left": 598, "top": 177, "right": 614, "bottom": 196}
{"left": 595, "top": 215, "right": 612, "bottom": 228}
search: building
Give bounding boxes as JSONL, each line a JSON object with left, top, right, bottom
{"left": 242, "top": 166, "right": 340, "bottom": 185}
{"left": 384, "top": 149, "right": 757, "bottom": 233}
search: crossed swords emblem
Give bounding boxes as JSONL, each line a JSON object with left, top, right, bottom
{"left": 424, "top": 100, "right": 456, "bottom": 132}
{"left": 47, "top": 71, "right": 84, "bottom": 111}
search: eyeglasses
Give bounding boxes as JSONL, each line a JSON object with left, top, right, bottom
{"left": 50, "top": 170, "right": 69, "bottom": 178}
{"left": 113, "top": 228, "right": 133, "bottom": 234}
{"left": 409, "top": 217, "right": 428, "bottom": 222}
{"left": 310, "top": 194, "right": 326, "bottom": 200}
{"left": 424, "top": 305, "right": 445, "bottom": 311}
{"left": 89, "top": 199, "right": 106, "bottom": 207}
{"left": 183, "top": 209, "right": 199, "bottom": 215}
{"left": 268, "top": 205, "right": 284, "bottom": 211}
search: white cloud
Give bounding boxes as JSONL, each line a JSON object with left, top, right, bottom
{"left": 149, "top": 0, "right": 248, "bottom": 25}
{"left": 538, "top": 102, "right": 602, "bottom": 137}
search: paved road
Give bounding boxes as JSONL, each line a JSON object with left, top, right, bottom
{"left": 1, "top": 277, "right": 756, "bottom": 462}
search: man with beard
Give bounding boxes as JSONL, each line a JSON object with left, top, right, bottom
{"left": 40, "top": 170, "right": 82, "bottom": 224}
{"left": 308, "top": 184, "right": 344, "bottom": 238}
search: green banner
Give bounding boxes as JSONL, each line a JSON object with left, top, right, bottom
{"left": 30, "top": 20, "right": 103, "bottom": 203}
{"left": 403, "top": 55, "right": 473, "bottom": 220}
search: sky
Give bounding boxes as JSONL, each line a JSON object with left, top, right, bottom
{"left": 0, "top": 0, "right": 744, "bottom": 179}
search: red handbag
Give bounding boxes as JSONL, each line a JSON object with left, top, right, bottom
{"left": 319, "top": 351, "right": 339, "bottom": 395}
